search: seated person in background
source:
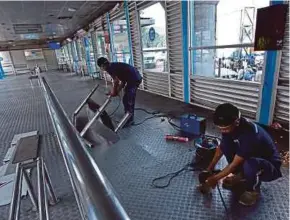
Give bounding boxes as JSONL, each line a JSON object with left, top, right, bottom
{"left": 97, "top": 57, "right": 142, "bottom": 126}
{"left": 205, "top": 103, "right": 282, "bottom": 206}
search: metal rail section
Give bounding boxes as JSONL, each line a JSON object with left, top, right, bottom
{"left": 38, "top": 76, "right": 130, "bottom": 220}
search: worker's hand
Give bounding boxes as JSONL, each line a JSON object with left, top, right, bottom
{"left": 205, "top": 175, "right": 219, "bottom": 189}
{"left": 107, "top": 91, "right": 118, "bottom": 97}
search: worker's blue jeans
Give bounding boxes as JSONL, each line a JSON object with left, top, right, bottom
{"left": 226, "top": 156, "right": 282, "bottom": 191}
{"left": 123, "top": 81, "right": 141, "bottom": 120}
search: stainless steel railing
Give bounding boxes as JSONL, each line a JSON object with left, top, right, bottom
{"left": 38, "top": 76, "right": 130, "bottom": 220}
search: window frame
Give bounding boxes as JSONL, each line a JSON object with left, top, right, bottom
{"left": 138, "top": 2, "right": 170, "bottom": 74}
{"left": 188, "top": 1, "right": 267, "bottom": 83}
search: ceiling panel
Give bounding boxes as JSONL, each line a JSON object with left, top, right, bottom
{"left": 0, "top": 1, "right": 119, "bottom": 50}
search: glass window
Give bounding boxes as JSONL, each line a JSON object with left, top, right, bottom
{"left": 87, "top": 35, "right": 96, "bottom": 73}
{"left": 95, "top": 31, "right": 107, "bottom": 58}
{"left": 189, "top": 0, "right": 269, "bottom": 81}
{"left": 111, "top": 18, "right": 131, "bottom": 64}
{"left": 140, "top": 3, "right": 168, "bottom": 72}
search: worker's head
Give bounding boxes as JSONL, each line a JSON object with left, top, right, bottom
{"left": 213, "top": 103, "right": 241, "bottom": 134}
{"left": 97, "top": 57, "right": 110, "bottom": 71}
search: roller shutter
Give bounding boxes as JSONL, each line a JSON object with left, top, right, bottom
{"left": 274, "top": 3, "right": 289, "bottom": 124}
{"left": 166, "top": 1, "right": 184, "bottom": 100}
{"left": 128, "top": 1, "right": 142, "bottom": 73}
{"left": 190, "top": 76, "right": 260, "bottom": 118}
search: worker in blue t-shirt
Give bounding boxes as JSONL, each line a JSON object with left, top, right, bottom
{"left": 205, "top": 103, "right": 282, "bottom": 206}
{"left": 97, "top": 57, "right": 142, "bottom": 126}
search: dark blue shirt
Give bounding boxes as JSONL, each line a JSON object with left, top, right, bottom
{"left": 106, "top": 62, "right": 142, "bottom": 86}
{"left": 220, "top": 117, "right": 281, "bottom": 168}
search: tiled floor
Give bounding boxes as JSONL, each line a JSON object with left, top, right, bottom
{"left": 0, "top": 71, "right": 288, "bottom": 220}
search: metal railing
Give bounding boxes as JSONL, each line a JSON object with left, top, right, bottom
{"left": 38, "top": 75, "right": 130, "bottom": 220}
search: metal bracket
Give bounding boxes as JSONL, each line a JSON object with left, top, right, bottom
{"left": 72, "top": 84, "right": 99, "bottom": 126}
{"left": 80, "top": 96, "right": 111, "bottom": 137}
{"left": 8, "top": 157, "right": 58, "bottom": 220}
{"left": 114, "top": 112, "right": 132, "bottom": 133}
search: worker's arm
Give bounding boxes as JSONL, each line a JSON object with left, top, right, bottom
{"left": 117, "top": 81, "right": 126, "bottom": 93}
{"left": 206, "top": 146, "right": 223, "bottom": 171}
{"left": 111, "top": 76, "right": 120, "bottom": 96}
{"left": 206, "top": 155, "right": 245, "bottom": 188}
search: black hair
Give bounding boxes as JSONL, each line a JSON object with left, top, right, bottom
{"left": 97, "top": 57, "right": 109, "bottom": 67}
{"left": 213, "top": 103, "right": 240, "bottom": 127}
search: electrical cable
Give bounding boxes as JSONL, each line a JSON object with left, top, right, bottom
{"left": 217, "top": 184, "right": 231, "bottom": 220}
{"left": 108, "top": 95, "right": 121, "bottom": 117}
{"left": 151, "top": 163, "right": 199, "bottom": 189}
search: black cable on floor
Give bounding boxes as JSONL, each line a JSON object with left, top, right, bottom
{"left": 151, "top": 163, "right": 199, "bottom": 188}
{"left": 151, "top": 153, "right": 231, "bottom": 220}
{"left": 108, "top": 95, "right": 121, "bottom": 117}
{"left": 217, "top": 184, "right": 231, "bottom": 220}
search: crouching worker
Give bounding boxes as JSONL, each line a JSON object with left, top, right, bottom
{"left": 97, "top": 57, "right": 142, "bottom": 126}
{"left": 203, "top": 103, "right": 282, "bottom": 206}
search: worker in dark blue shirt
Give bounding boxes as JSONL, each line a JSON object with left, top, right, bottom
{"left": 205, "top": 103, "right": 282, "bottom": 206}
{"left": 97, "top": 57, "right": 142, "bottom": 126}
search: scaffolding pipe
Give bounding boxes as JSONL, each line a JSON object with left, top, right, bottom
{"left": 38, "top": 75, "right": 130, "bottom": 220}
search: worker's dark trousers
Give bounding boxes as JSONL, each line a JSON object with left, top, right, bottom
{"left": 122, "top": 81, "right": 141, "bottom": 121}
{"left": 226, "top": 157, "right": 282, "bottom": 191}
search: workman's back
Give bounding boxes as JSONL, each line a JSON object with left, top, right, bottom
{"left": 106, "top": 62, "right": 142, "bottom": 86}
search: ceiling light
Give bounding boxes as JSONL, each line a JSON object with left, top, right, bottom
{"left": 68, "top": 7, "right": 76, "bottom": 12}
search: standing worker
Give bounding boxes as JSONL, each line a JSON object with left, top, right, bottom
{"left": 203, "top": 103, "right": 282, "bottom": 206}
{"left": 97, "top": 57, "right": 142, "bottom": 126}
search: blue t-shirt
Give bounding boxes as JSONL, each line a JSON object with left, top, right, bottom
{"left": 106, "top": 62, "right": 142, "bottom": 85}
{"left": 220, "top": 117, "right": 281, "bottom": 168}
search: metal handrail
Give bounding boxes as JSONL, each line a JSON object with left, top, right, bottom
{"left": 38, "top": 75, "right": 130, "bottom": 220}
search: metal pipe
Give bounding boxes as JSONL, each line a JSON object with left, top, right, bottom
{"left": 23, "top": 169, "right": 38, "bottom": 211}
{"left": 72, "top": 84, "right": 99, "bottom": 125}
{"left": 15, "top": 168, "right": 23, "bottom": 220}
{"left": 189, "top": 43, "right": 254, "bottom": 50}
{"left": 114, "top": 112, "right": 132, "bottom": 133}
{"left": 43, "top": 162, "right": 58, "bottom": 205}
{"left": 80, "top": 96, "right": 111, "bottom": 137}
{"left": 37, "top": 159, "right": 46, "bottom": 220}
{"left": 42, "top": 160, "right": 50, "bottom": 220}
{"left": 38, "top": 76, "right": 130, "bottom": 220}
{"left": 8, "top": 163, "right": 21, "bottom": 220}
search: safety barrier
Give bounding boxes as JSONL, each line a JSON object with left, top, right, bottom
{"left": 38, "top": 75, "right": 130, "bottom": 220}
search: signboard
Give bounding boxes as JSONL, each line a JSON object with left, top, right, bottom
{"left": 149, "top": 27, "right": 155, "bottom": 42}
{"left": 254, "top": 4, "right": 288, "bottom": 51}
{"left": 24, "top": 49, "right": 44, "bottom": 60}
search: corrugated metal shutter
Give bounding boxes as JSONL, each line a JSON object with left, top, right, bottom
{"left": 190, "top": 76, "right": 260, "bottom": 118}
{"left": 128, "top": 1, "right": 142, "bottom": 73}
{"left": 109, "top": 3, "right": 125, "bottom": 20}
{"left": 274, "top": 3, "right": 289, "bottom": 124}
{"left": 143, "top": 72, "right": 169, "bottom": 96}
{"left": 166, "top": 1, "right": 183, "bottom": 100}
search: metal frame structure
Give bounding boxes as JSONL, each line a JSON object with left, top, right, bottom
{"left": 38, "top": 75, "right": 130, "bottom": 220}
{"left": 8, "top": 158, "right": 58, "bottom": 220}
